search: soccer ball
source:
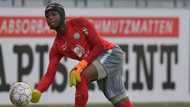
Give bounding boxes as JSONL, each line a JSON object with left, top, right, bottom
{"left": 9, "top": 82, "right": 32, "bottom": 107}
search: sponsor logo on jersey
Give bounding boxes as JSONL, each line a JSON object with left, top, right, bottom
{"left": 73, "top": 44, "right": 85, "bottom": 58}
{"left": 73, "top": 32, "right": 80, "bottom": 40}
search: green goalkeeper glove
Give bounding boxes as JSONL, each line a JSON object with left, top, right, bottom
{"left": 69, "top": 60, "right": 88, "bottom": 87}
{"left": 31, "top": 89, "right": 42, "bottom": 103}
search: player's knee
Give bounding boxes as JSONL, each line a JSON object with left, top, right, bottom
{"left": 82, "top": 66, "right": 98, "bottom": 82}
{"left": 110, "top": 94, "right": 129, "bottom": 105}
{"left": 114, "top": 98, "right": 134, "bottom": 107}
{"left": 92, "top": 60, "right": 107, "bottom": 80}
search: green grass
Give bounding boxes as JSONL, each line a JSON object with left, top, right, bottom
{"left": 134, "top": 103, "right": 190, "bottom": 107}
{"left": 1, "top": 103, "right": 190, "bottom": 107}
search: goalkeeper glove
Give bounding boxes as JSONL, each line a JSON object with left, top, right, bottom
{"left": 31, "top": 89, "right": 42, "bottom": 103}
{"left": 69, "top": 60, "right": 88, "bottom": 87}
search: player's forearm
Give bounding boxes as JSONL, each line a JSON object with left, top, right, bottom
{"left": 35, "top": 75, "right": 55, "bottom": 92}
{"left": 35, "top": 61, "right": 58, "bottom": 92}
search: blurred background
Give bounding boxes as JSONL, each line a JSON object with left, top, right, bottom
{"left": 0, "top": 0, "right": 190, "bottom": 107}
{"left": 1, "top": 0, "right": 190, "bottom": 8}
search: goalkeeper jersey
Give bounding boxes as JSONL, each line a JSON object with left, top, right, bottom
{"left": 36, "top": 17, "right": 115, "bottom": 92}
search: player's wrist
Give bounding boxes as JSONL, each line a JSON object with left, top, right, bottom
{"left": 78, "top": 60, "right": 88, "bottom": 69}
{"left": 33, "top": 89, "right": 41, "bottom": 94}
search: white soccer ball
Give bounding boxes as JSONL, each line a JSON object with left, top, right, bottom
{"left": 9, "top": 82, "right": 32, "bottom": 107}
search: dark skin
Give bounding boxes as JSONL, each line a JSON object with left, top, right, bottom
{"left": 45, "top": 10, "right": 129, "bottom": 107}
{"left": 45, "top": 10, "right": 65, "bottom": 34}
{"left": 82, "top": 65, "right": 129, "bottom": 107}
{"left": 45, "top": 10, "right": 99, "bottom": 83}
{"left": 45, "top": 10, "right": 61, "bottom": 29}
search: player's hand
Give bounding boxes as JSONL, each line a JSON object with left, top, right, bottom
{"left": 31, "top": 89, "right": 42, "bottom": 103}
{"left": 69, "top": 60, "right": 88, "bottom": 87}
{"left": 69, "top": 69, "right": 81, "bottom": 87}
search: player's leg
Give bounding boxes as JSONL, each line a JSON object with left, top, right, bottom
{"left": 75, "top": 63, "right": 99, "bottom": 107}
{"left": 106, "top": 73, "right": 133, "bottom": 107}
{"left": 74, "top": 74, "right": 88, "bottom": 107}
{"left": 98, "top": 73, "right": 134, "bottom": 107}
{"left": 96, "top": 46, "right": 134, "bottom": 107}
{"left": 75, "top": 48, "right": 111, "bottom": 107}
{"left": 113, "top": 98, "right": 134, "bottom": 107}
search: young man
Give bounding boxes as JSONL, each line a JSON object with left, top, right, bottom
{"left": 31, "top": 2, "right": 134, "bottom": 107}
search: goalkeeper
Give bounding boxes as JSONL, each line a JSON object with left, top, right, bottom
{"left": 31, "top": 2, "right": 134, "bottom": 107}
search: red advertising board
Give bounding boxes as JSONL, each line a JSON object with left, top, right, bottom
{"left": 0, "top": 16, "right": 179, "bottom": 37}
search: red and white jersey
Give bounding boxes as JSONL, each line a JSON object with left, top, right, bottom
{"left": 36, "top": 17, "right": 115, "bottom": 92}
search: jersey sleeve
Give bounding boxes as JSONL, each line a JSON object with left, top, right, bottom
{"left": 78, "top": 17, "right": 106, "bottom": 64}
{"left": 35, "top": 46, "right": 62, "bottom": 92}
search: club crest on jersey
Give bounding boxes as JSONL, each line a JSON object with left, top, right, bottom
{"left": 73, "top": 45, "right": 85, "bottom": 58}
{"left": 74, "top": 32, "right": 80, "bottom": 40}
{"left": 83, "top": 27, "right": 88, "bottom": 35}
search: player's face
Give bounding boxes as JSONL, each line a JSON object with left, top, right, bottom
{"left": 45, "top": 10, "right": 61, "bottom": 29}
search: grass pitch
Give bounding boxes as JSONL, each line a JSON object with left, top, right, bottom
{"left": 1, "top": 103, "right": 190, "bottom": 107}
